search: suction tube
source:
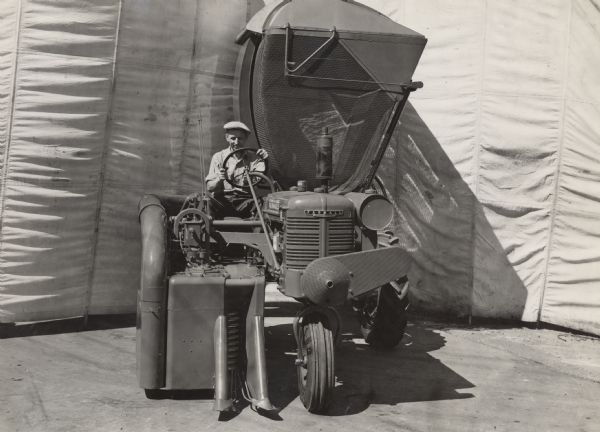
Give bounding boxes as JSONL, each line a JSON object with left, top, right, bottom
{"left": 137, "top": 194, "right": 169, "bottom": 389}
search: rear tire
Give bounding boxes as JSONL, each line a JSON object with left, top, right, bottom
{"left": 358, "top": 278, "right": 409, "bottom": 350}
{"left": 297, "top": 321, "right": 335, "bottom": 413}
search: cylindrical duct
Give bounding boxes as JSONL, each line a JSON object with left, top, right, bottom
{"left": 137, "top": 195, "right": 169, "bottom": 389}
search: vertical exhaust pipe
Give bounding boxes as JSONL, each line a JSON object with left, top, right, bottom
{"left": 213, "top": 315, "right": 232, "bottom": 411}
{"left": 245, "top": 277, "right": 275, "bottom": 412}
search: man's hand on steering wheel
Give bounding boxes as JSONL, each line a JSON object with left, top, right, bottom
{"left": 256, "top": 148, "right": 268, "bottom": 160}
{"left": 221, "top": 147, "right": 269, "bottom": 190}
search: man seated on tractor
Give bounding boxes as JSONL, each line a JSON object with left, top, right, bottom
{"left": 205, "top": 121, "right": 269, "bottom": 219}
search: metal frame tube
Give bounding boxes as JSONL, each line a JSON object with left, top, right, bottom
{"left": 213, "top": 315, "right": 232, "bottom": 411}
{"left": 245, "top": 278, "right": 275, "bottom": 412}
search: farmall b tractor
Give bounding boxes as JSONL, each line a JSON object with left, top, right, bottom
{"left": 137, "top": 0, "right": 426, "bottom": 414}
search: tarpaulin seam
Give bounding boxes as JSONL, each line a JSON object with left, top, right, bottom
{"left": 0, "top": 0, "right": 23, "bottom": 261}
{"left": 84, "top": 0, "right": 123, "bottom": 323}
{"left": 539, "top": 0, "right": 574, "bottom": 323}
{"left": 176, "top": 0, "right": 201, "bottom": 194}
{"left": 469, "top": 0, "right": 489, "bottom": 322}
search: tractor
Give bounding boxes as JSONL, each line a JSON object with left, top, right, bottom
{"left": 136, "top": 0, "right": 426, "bottom": 414}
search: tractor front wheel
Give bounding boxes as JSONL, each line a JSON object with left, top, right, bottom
{"left": 296, "top": 321, "right": 335, "bottom": 413}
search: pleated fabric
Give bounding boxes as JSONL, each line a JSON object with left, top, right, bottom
{"left": 0, "top": 0, "right": 598, "bottom": 335}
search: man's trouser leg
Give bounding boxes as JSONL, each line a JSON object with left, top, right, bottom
{"left": 207, "top": 193, "right": 253, "bottom": 219}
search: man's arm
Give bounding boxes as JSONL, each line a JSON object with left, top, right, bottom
{"left": 249, "top": 149, "right": 268, "bottom": 172}
{"left": 206, "top": 153, "right": 225, "bottom": 193}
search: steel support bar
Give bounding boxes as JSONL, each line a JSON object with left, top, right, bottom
{"left": 361, "top": 93, "right": 409, "bottom": 192}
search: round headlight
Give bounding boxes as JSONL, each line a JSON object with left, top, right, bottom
{"left": 345, "top": 192, "right": 394, "bottom": 231}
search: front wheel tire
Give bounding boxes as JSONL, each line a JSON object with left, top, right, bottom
{"left": 297, "top": 321, "right": 335, "bottom": 413}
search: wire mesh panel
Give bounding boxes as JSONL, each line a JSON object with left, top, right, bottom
{"left": 252, "top": 31, "right": 395, "bottom": 191}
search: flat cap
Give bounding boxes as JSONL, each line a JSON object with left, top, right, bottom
{"left": 223, "top": 121, "right": 251, "bottom": 134}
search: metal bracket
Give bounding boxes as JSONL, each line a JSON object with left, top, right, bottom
{"left": 284, "top": 24, "right": 338, "bottom": 75}
{"left": 283, "top": 25, "right": 424, "bottom": 94}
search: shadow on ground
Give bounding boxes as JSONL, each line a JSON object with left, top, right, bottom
{"left": 264, "top": 301, "right": 474, "bottom": 416}
{"left": 0, "top": 314, "right": 136, "bottom": 339}
{"left": 1, "top": 302, "right": 475, "bottom": 419}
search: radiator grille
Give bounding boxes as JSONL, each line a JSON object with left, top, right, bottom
{"left": 285, "top": 217, "right": 320, "bottom": 269}
{"left": 327, "top": 218, "right": 354, "bottom": 255}
{"left": 284, "top": 216, "right": 354, "bottom": 269}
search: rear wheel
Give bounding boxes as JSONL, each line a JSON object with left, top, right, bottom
{"left": 358, "top": 277, "right": 409, "bottom": 350}
{"left": 296, "top": 321, "right": 335, "bottom": 413}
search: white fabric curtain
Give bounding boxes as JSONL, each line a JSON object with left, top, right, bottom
{"left": 0, "top": 0, "right": 598, "bottom": 335}
{"left": 373, "top": 0, "right": 600, "bottom": 335}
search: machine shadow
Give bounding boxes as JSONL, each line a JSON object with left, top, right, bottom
{"left": 264, "top": 302, "right": 474, "bottom": 416}
{"left": 380, "top": 102, "right": 529, "bottom": 320}
{"left": 0, "top": 314, "right": 136, "bottom": 339}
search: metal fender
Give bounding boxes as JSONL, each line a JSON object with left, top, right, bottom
{"left": 301, "top": 246, "right": 411, "bottom": 305}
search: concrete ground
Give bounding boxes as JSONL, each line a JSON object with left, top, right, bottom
{"left": 1, "top": 289, "right": 599, "bottom": 432}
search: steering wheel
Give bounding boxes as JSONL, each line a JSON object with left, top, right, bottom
{"left": 222, "top": 147, "right": 270, "bottom": 190}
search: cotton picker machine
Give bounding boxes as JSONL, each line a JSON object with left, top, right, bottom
{"left": 136, "top": 0, "right": 426, "bottom": 414}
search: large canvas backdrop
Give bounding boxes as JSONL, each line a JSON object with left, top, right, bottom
{"left": 0, "top": 0, "right": 598, "bottom": 335}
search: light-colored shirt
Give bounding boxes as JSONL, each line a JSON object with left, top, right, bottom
{"left": 205, "top": 148, "right": 265, "bottom": 193}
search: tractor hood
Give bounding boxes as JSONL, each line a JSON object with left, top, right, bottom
{"left": 236, "top": 0, "right": 426, "bottom": 191}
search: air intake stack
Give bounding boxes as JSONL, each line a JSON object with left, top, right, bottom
{"left": 315, "top": 127, "right": 333, "bottom": 192}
